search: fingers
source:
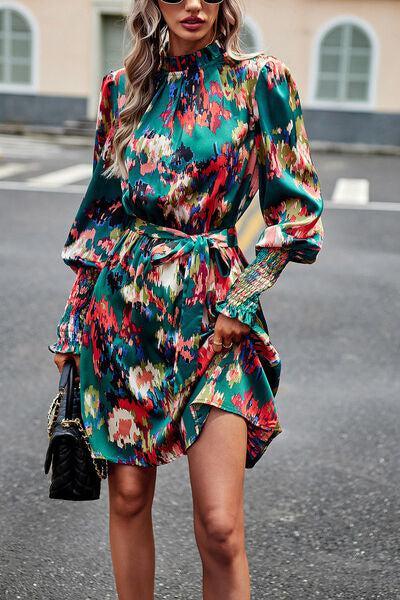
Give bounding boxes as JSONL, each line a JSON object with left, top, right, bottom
{"left": 73, "top": 355, "right": 80, "bottom": 380}
{"left": 212, "top": 314, "right": 251, "bottom": 353}
{"left": 53, "top": 352, "right": 80, "bottom": 379}
{"left": 212, "top": 334, "right": 233, "bottom": 353}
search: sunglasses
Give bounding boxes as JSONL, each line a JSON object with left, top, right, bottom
{"left": 160, "top": 0, "right": 223, "bottom": 4}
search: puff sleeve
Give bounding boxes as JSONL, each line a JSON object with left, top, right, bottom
{"left": 48, "top": 70, "right": 129, "bottom": 354}
{"left": 215, "top": 57, "right": 324, "bottom": 327}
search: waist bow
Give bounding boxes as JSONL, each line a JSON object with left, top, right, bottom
{"left": 128, "top": 216, "right": 239, "bottom": 397}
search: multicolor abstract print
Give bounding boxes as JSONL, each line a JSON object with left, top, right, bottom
{"left": 49, "top": 40, "right": 324, "bottom": 469}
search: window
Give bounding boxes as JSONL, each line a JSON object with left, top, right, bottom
{"left": 315, "top": 22, "right": 372, "bottom": 104}
{"left": 0, "top": 7, "right": 32, "bottom": 84}
{"left": 101, "top": 14, "right": 130, "bottom": 74}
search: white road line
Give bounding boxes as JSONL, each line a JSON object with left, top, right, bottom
{"left": 0, "top": 180, "right": 86, "bottom": 194}
{"left": 0, "top": 136, "right": 65, "bottom": 159}
{"left": 332, "top": 178, "right": 370, "bottom": 204}
{"left": 26, "top": 164, "right": 92, "bottom": 188}
{"left": 0, "top": 162, "right": 38, "bottom": 179}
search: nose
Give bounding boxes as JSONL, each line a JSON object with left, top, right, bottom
{"left": 183, "top": 0, "right": 203, "bottom": 9}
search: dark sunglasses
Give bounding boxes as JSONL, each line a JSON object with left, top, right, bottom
{"left": 160, "top": 0, "right": 223, "bottom": 4}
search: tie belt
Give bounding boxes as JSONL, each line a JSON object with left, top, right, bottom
{"left": 127, "top": 216, "right": 239, "bottom": 397}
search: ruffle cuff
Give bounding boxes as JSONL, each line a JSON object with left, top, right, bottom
{"left": 48, "top": 304, "right": 85, "bottom": 355}
{"left": 48, "top": 266, "right": 99, "bottom": 356}
{"left": 214, "top": 295, "right": 260, "bottom": 328}
{"left": 48, "top": 341, "right": 81, "bottom": 355}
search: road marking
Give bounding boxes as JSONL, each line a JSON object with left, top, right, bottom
{"left": 26, "top": 164, "right": 92, "bottom": 188}
{"left": 0, "top": 162, "right": 38, "bottom": 179}
{"left": 237, "top": 205, "right": 263, "bottom": 249}
{"left": 332, "top": 178, "right": 369, "bottom": 204}
{"left": 236, "top": 202, "right": 257, "bottom": 234}
{"left": 0, "top": 135, "right": 66, "bottom": 159}
{"left": 0, "top": 180, "right": 86, "bottom": 194}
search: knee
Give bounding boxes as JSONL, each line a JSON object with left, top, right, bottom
{"left": 110, "top": 481, "right": 151, "bottom": 519}
{"left": 194, "top": 509, "right": 243, "bottom": 564}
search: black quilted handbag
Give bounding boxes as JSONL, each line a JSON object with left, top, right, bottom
{"left": 44, "top": 359, "right": 108, "bottom": 500}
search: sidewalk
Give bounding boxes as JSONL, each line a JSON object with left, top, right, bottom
{"left": 0, "top": 121, "right": 94, "bottom": 148}
{"left": 1, "top": 121, "right": 400, "bottom": 155}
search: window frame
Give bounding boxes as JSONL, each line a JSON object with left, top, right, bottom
{"left": 0, "top": 1, "right": 38, "bottom": 93}
{"left": 308, "top": 15, "right": 379, "bottom": 112}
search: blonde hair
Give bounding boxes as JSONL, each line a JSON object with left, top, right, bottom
{"left": 104, "top": 0, "right": 263, "bottom": 181}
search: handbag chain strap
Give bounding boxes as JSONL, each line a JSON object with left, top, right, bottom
{"left": 47, "top": 390, "right": 109, "bottom": 480}
{"left": 47, "top": 391, "right": 62, "bottom": 437}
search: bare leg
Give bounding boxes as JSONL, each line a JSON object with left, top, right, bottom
{"left": 187, "top": 406, "right": 250, "bottom": 600}
{"left": 108, "top": 462, "right": 157, "bottom": 600}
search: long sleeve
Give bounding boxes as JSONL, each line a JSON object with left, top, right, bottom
{"left": 215, "top": 57, "right": 324, "bottom": 328}
{"left": 48, "top": 70, "right": 129, "bottom": 354}
{"left": 49, "top": 266, "right": 100, "bottom": 354}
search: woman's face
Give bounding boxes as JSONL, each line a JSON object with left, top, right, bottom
{"left": 157, "top": 0, "right": 220, "bottom": 48}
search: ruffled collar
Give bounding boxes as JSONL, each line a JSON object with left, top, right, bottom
{"left": 160, "top": 39, "right": 225, "bottom": 72}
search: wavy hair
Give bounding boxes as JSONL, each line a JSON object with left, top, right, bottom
{"left": 104, "top": 0, "right": 263, "bottom": 181}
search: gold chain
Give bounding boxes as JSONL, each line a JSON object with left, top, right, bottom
{"left": 47, "top": 389, "right": 108, "bottom": 480}
{"left": 61, "top": 418, "right": 108, "bottom": 479}
{"left": 47, "top": 392, "right": 62, "bottom": 437}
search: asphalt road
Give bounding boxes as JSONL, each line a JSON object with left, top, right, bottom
{"left": 0, "top": 140, "right": 399, "bottom": 599}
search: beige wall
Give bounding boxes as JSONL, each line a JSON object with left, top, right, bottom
{"left": 24, "top": 0, "right": 92, "bottom": 96}
{"left": 18, "top": 0, "right": 400, "bottom": 113}
{"left": 245, "top": 0, "right": 400, "bottom": 112}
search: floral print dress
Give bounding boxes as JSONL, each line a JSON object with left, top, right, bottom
{"left": 49, "top": 40, "right": 324, "bottom": 469}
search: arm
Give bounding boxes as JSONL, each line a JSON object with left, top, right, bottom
{"left": 49, "top": 70, "right": 126, "bottom": 354}
{"left": 215, "top": 56, "right": 324, "bottom": 328}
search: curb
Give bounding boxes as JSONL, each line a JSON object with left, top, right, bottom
{"left": 309, "top": 140, "right": 400, "bottom": 156}
{"left": 1, "top": 125, "right": 400, "bottom": 156}
{"left": 0, "top": 123, "right": 94, "bottom": 147}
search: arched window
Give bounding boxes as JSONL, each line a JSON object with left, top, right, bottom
{"left": 0, "top": 6, "right": 33, "bottom": 84}
{"left": 315, "top": 21, "right": 373, "bottom": 104}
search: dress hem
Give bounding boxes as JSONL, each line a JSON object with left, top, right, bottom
{"left": 185, "top": 400, "right": 283, "bottom": 469}
{"left": 87, "top": 401, "right": 283, "bottom": 470}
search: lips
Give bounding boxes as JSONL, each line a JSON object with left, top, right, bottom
{"left": 181, "top": 18, "right": 205, "bottom": 24}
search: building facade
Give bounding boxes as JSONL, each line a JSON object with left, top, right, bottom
{"left": 0, "top": 0, "right": 399, "bottom": 145}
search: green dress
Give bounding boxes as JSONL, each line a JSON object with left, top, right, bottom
{"left": 49, "top": 40, "right": 324, "bottom": 469}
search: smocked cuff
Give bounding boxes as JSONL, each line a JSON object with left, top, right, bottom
{"left": 214, "top": 248, "right": 290, "bottom": 328}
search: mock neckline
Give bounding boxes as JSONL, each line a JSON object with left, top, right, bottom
{"left": 160, "top": 39, "right": 225, "bottom": 72}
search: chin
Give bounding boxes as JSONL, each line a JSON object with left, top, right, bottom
{"left": 176, "top": 26, "right": 210, "bottom": 40}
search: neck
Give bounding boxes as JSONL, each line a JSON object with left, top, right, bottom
{"left": 166, "top": 33, "right": 215, "bottom": 57}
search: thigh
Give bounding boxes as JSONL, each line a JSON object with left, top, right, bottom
{"left": 187, "top": 406, "right": 247, "bottom": 519}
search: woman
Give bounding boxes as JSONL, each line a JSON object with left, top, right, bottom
{"left": 50, "top": 0, "right": 324, "bottom": 598}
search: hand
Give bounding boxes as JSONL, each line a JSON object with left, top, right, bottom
{"left": 212, "top": 313, "right": 250, "bottom": 353}
{"left": 53, "top": 352, "right": 80, "bottom": 380}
